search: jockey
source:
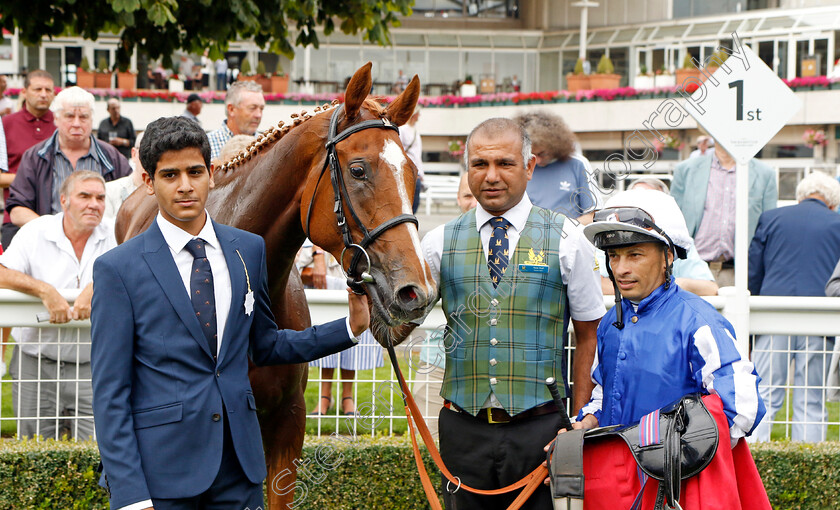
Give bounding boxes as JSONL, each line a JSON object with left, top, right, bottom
{"left": 575, "top": 189, "right": 765, "bottom": 444}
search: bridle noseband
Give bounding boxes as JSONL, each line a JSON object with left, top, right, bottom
{"left": 304, "top": 104, "right": 419, "bottom": 294}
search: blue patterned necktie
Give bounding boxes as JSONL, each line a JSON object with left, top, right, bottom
{"left": 487, "top": 216, "right": 511, "bottom": 288}
{"left": 185, "top": 238, "right": 218, "bottom": 358}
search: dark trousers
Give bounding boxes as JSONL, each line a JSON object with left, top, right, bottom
{"left": 439, "top": 407, "right": 561, "bottom": 510}
{"left": 152, "top": 417, "right": 264, "bottom": 510}
{"left": 1, "top": 222, "right": 19, "bottom": 250}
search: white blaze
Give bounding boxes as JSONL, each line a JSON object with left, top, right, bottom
{"left": 380, "top": 139, "right": 433, "bottom": 295}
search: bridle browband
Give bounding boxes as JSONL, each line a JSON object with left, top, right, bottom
{"left": 304, "top": 104, "right": 419, "bottom": 294}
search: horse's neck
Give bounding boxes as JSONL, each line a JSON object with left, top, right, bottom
{"left": 209, "top": 129, "right": 317, "bottom": 277}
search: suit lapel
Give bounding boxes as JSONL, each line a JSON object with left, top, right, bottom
{"left": 142, "top": 221, "right": 213, "bottom": 361}
{"left": 693, "top": 158, "right": 713, "bottom": 234}
{"left": 214, "top": 222, "right": 246, "bottom": 366}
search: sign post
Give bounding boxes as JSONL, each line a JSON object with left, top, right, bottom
{"left": 681, "top": 34, "right": 801, "bottom": 348}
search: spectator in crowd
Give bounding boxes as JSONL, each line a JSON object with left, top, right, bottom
{"left": 215, "top": 58, "right": 229, "bottom": 91}
{"left": 90, "top": 116, "right": 367, "bottom": 510}
{"left": 179, "top": 54, "right": 195, "bottom": 89}
{"left": 1, "top": 70, "right": 56, "bottom": 249}
{"left": 573, "top": 195, "right": 766, "bottom": 508}
{"left": 198, "top": 52, "right": 211, "bottom": 90}
{"left": 296, "top": 242, "right": 384, "bottom": 416}
{"left": 827, "top": 257, "right": 840, "bottom": 297}
{"left": 510, "top": 74, "right": 520, "bottom": 92}
{"left": 0, "top": 75, "right": 14, "bottom": 116}
{"left": 181, "top": 93, "right": 203, "bottom": 126}
{"left": 455, "top": 171, "right": 477, "bottom": 212}
{"left": 207, "top": 81, "right": 265, "bottom": 161}
{"left": 749, "top": 172, "right": 840, "bottom": 442}
{"left": 514, "top": 111, "right": 600, "bottom": 224}
{"left": 689, "top": 135, "right": 714, "bottom": 158}
{"left": 420, "top": 118, "right": 604, "bottom": 509}
{"left": 104, "top": 132, "right": 145, "bottom": 220}
{"left": 597, "top": 181, "right": 718, "bottom": 297}
{"left": 392, "top": 69, "right": 409, "bottom": 94}
{"left": 6, "top": 86, "right": 131, "bottom": 229}
{"left": 0, "top": 171, "right": 114, "bottom": 440}
{"left": 96, "top": 98, "right": 135, "bottom": 160}
{"left": 671, "top": 141, "right": 776, "bottom": 287}
{"left": 398, "top": 105, "right": 424, "bottom": 213}
{"left": 213, "top": 134, "right": 256, "bottom": 168}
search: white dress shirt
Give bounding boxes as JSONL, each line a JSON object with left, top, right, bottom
{"left": 421, "top": 193, "right": 606, "bottom": 322}
{"left": 156, "top": 213, "right": 232, "bottom": 356}
{"left": 0, "top": 213, "right": 116, "bottom": 362}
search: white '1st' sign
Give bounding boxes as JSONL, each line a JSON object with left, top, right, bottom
{"left": 681, "top": 35, "right": 801, "bottom": 165}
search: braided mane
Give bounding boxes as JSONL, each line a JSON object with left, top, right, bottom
{"left": 216, "top": 97, "right": 389, "bottom": 174}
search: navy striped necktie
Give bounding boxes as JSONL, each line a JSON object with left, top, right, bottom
{"left": 487, "top": 216, "right": 511, "bottom": 288}
{"left": 185, "top": 238, "right": 218, "bottom": 359}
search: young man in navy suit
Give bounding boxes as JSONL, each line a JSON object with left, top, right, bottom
{"left": 91, "top": 116, "right": 369, "bottom": 510}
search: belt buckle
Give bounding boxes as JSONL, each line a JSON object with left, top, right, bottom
{"left": 486, "top": 407, "right": 502, "bottom": 424}
{"left": 709, "top": 261, "right": 722, "bottom": 271}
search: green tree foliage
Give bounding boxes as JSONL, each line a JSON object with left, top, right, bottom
{"left": 0, "top": 0, "right": 413, "bottom": 70}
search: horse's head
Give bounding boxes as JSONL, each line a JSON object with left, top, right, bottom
{"left": 302, "top": 63, "right": 436, "bottom": 343}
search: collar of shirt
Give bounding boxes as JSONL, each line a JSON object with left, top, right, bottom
{"left": 21, "top": 108, "right": 54, "bottom": 125}
{"left": 156, "top": 211, "right": 219, "bottom": 254}
{"left": 43, "top": 212, "right": 111, "bottom": 248}
{"left": 474, "top": 193, "right": 532, "bottom": 234}
{"left": 711, "top": 154, "right": 736, "bottom": 173}
{"left": 55, "top": 134, "right": 100, "bottom": 161}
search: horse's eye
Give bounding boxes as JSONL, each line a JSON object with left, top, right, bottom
{"left": 349, "top": 163, "right": 366, "bottom": 179}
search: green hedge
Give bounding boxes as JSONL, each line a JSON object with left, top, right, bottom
{"left": 0, "top": 438, "right": 837, "bottom": 509}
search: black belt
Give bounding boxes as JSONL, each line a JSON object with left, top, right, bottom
{"left": 444, "top": 400, "right": 558, "bottom": 424}
{"left": 707, "top": 257, "right": 734, "bottom": 270}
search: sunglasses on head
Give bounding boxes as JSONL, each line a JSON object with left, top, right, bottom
{"left": 594, "top": 206, "right": 676, "bottom": 249}
{"left": 593, "top": 207, "right": 656, "bottom": 230}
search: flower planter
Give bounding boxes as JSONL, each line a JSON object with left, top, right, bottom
{"left": 270, "top": 75, "right": 289, "bottom": 94}
{"left": 589, "top": 74, "right": 621, "bottom": 90}
{"left": 634, "top": 75, "right": 654, "bottom": 90}
{"left": 654, "top": 74, "right": 676, "bottom": 88}
{"left": 565, "top": 74, "right": 590, "bottom": 92}
{"left": 117, "top": 72, "right": 137, "bottom": 91}
{"left": 459, "top": 83, "right": 477, "bottom": 97}
{"left": 94, "top": 72, "right": 112, "bottom": 89}
{"left": 675, "top": 68, "right": 701, "bottom": 89}
{"left": 700, "top": 66, "right": 719, "bottom": 84}
{"left": 77, "top": 70, "right": 95, "bottom": 89}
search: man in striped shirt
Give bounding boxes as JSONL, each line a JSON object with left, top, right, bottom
{"left": 6, "top": 87, "right": 131, "bottom": 228}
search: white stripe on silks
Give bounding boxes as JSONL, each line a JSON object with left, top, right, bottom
{"left": 693, "top": 325, "right": 722, "bottom": 386}
{"left": 725, "top": 328, "right": 761, "bottom": 435}
{"left": 579, "top": 383, "right": 603, "bottom": 419}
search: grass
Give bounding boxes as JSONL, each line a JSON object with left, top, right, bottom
{"left": 1, "top": 338, "right": 15, "bottom": 437}
{"left": 769, "top": 390, "right": 840, "bottom": 440}
{"left": 303, "top": 349, "right": 420, "bottom": 437}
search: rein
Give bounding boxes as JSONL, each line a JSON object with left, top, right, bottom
{"left": 304, "top": 105, "right": 419, "bottom": 294}
{"left": 385, "top": 344, "right": 549, "bottom": 510}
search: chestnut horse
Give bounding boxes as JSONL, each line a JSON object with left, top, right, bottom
{"left": 115, "top": 63, "right": 436, "bottom": 508}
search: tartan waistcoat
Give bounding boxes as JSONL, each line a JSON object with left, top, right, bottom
{"left": 440, "top": 206, "right": 568, "bottom": 416}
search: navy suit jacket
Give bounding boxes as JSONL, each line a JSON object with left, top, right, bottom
{"left": 748, "top": 198, "right": 840, "bottom": 296}
{"left": 91, "top": 219, "right": 355, "bottom": 509}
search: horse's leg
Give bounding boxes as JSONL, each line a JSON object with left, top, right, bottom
{"left": 253, "top": 364, "right": 307, "bottom": 510}
{"left": 251, "top": 269, "right": 312, "bottom": 509}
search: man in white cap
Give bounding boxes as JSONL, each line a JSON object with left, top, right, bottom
{"left": 565, "top": 188, "right": 769, "bottom": 507}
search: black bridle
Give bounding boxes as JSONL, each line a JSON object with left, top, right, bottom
{"left": 304, "top": 104, "right": 419, "bottom": 294}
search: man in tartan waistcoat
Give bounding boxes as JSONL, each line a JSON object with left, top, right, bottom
{"left": 420, "top": 118, "right": 605, "bottom": 510}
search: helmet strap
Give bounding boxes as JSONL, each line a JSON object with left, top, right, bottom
{"left": 663, "top": 244, "right": 673, "bottom": 290}
{"left": 605, "top": 260, "right": 624, "bottom": 330}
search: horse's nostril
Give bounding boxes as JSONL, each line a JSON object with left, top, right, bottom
{"left": 396, "top": 285, "right": 422, "bottom": 306}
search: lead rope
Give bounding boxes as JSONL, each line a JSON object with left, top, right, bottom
{"left": 385, "top": 343, "right": 548, "bottom": 510}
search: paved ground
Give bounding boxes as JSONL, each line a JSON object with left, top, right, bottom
{"left": 416, "top": 205, "right": 461, "bottom": 239}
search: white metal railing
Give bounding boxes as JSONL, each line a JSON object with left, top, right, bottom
{"left": 1, "top": 289, "right": 838, "bottom": 442}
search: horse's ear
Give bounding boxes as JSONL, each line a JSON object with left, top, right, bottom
{"left": 344, "top": 62, "right": 373, "bottom": 121}
{"left": 386, "top": 75, "right": 420, "bottom": 127}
